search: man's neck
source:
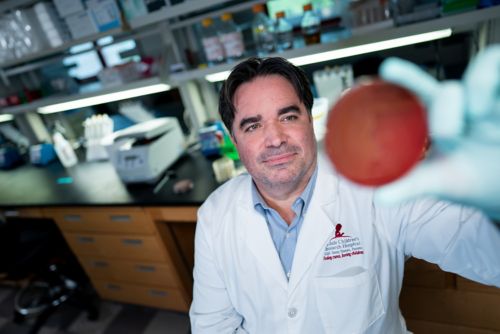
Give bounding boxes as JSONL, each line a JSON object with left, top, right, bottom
{"left": 256, "top": 163, "right": 316, "bottom": 225}
{"left": 260, "top": 194, "right": 298, "bottom": 226}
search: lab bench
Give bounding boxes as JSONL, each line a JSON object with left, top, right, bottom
{"left": 0, "top": 150, "right": 216, "bottom": 313}
{"left": 1, "top": 151, "right": 499, "bottom": 333}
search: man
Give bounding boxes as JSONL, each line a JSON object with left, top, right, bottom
{"left": 190, "top": 51, "right": 500, "bottom": 333}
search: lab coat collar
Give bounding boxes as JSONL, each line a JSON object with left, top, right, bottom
{"left": 240, "top": 187, "right": 289, "bottom": 290}
{"left": 238, "top": 155, "right": 339, "bottom": 291}
{"left": 288, "top": 157, "right": 338, "bottom": 293}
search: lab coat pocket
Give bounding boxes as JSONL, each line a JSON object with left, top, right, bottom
{"left": 314, "top": 269, "right": 384, "bottom": 333}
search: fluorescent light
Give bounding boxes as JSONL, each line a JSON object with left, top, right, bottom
{"left": 204, "top": 29, "right": 452, "bottom": 82}
{"left": 0, "top": 114, "right": 14, "bottom": 123}
{"left": 290, "top": 29, "right": 452, "bottom": 66}
{"left": 205, "top": 70, "right": 231, "bottom": 83}
{"left": 38, "top": 83, "right": 171, "bottom": 114}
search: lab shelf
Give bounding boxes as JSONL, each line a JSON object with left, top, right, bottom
{"left": 0, "top": 76, "right": 166, "bottom": 115}
{"left": 0, "top": 28, "right": 124, "bottom": 70}
{"left": 170, "top": 5, "right": 500, "bottom": 84}
{"left": 1, "top": 5, "right": 498, "bottom": 115}
{"left": 0, "top": 0, "right": 38, "bottom": 14}
{"left": 128, "top": 0, "right": 259, "bottom": 30}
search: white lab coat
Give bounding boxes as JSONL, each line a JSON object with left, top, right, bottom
{"left": 190, "top": 155, "right": 500, "bottom": 333}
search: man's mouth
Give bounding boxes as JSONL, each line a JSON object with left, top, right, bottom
{"left": 262, "top": 152, "right": 296, "bottom": 165}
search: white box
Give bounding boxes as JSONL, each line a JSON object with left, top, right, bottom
{"left": 65, "top": 10, "right": 99, "bottom": 40}
{"left": 34, "top": 2, "right": 71, "bottom": 47}
{"left": 87, "top": 0, "right": 122, "bottom": 32}
{"left": 53, "top": 0, "right": 85, "bottom": 18}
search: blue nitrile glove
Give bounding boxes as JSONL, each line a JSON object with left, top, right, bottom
{"left": 375, "top": 45, "right": 500, "bottom": 220}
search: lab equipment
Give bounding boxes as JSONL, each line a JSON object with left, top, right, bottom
{"left": 102, "top": 117, "right": 185, "bottom": 183}
{"left": 376, "top": 45, "right": 500, "bottom": 219}
{"left": 30, "top": 143, "right": 56, "bottom": 166}
{"left": 252, "top": 4, "right": 275, "bottom": 56}
{"left": 0, "top": 146, "right": 23, "bottom": 169}
{"left": 53, "top": 132, "right": 78, "bottom": 168}
{"left": 200, "top": 18, "right": 225, "bottom": 66}
{"left": 301, "top": 3, "right": 321, "bottom": 45}
{"left": 275, "top": 11, "right": 293, "bottom": 52}
{"left": 218, "top": 12, "right": 245, "bottom": 62}
{"left": 83, "top": 114, "right": 113, "bottom": 161}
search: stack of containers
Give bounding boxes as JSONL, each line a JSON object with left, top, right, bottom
{"left": 32, "top": 2, "right": 72, "bottom": 48}
{"left": 53, "top": 0, "right": 122, "bottom": 40}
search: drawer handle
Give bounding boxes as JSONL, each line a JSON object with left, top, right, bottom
{"left": 121, "top": 239, "right": 143, "bottom": 246}
{"left": 77, "top": 236, "right": 95, "bottom": 243}
{"left": 136, "top": 265, "right": 156, "bottom": 273}
{"left": 149, "top": 289, "right": 168, "bottom": 297}
{"left": 64, "top": 214, "right": 82, "bottom": 222}
{"left": 92, "top": 261, "right": 109, "bottom": 268}
{"left": 106, "top": 284, "right": 121, "bottom": 291}
{"left": 4, "top": 210, "right": 19, "bottom": 217}
{"left": 110, "top": 215, "right": 131, "bottom": 223}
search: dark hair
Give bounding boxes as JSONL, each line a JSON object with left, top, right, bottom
{"left": 219, "top": 57, "right": 313, "bottom": 134}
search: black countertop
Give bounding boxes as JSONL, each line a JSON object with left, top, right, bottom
{"left": 0, "top": 151, "right": 220, "bottom": 208}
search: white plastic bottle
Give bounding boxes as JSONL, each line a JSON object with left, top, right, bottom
{"left": 200, "top": 17, "right": 225, "bottom": 66}
{"left": 301, "top": 3, "right": 321, "bottom": 45}
{"left": 53, "top": 132, "right": 78, "bottom": 167}
{"left": 219, "top": 12, "right": 245, "bottom": 62}
{"left": 275, "top": 11, "right": 293, "bottom": 52}
{"left": 251, "top": 4, "right": 275, "bottom": 56}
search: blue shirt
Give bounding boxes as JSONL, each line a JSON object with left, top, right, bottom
{"left": 252, "top": 168, "right": 318, "bottom": 280}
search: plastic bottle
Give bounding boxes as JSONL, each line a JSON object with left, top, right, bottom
{"left": 218, "top": 12, "right": 245, "bottom": 62}
{"left": 275, "top": 11, "right": 293, "bottom": 52}
{"left": 53, "top": 132, "right": 78, "bottom": 168}
{"left": 301, "top": 3, "right": 321, "bottom": 45}
{"left": 200, "top": 18, "right": 225, "bottom": 66}
{"left": 251, "top": 4, "right": 275, "bottom": 56}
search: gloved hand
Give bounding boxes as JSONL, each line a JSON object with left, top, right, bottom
{"left": 375, "top": 45, "right": 500, "bottom": 220}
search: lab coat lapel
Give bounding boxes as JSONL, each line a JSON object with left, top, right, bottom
{"left": 239, "top": 196, "right": 288, "bottom": 290}
{"left": 288, "top": 162, "right": 337, "bottom": 293}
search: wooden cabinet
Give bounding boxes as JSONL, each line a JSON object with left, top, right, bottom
{"left": 400, "top": 258, "right": 500, "bottom": 333}
{"left": 0, "top": 207, "right": 44, "bottom": 219}
{"left": 43, "top": 206, "right": 195, "bottom": 312}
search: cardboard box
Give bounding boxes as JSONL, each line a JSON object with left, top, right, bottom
{"left": 400, "top": 286, "right": 500, "bottom": 330}
{"left": 456, "top": 276, "right": 500, "bottom": 294}
{"left": 65, "top": 10, "right": 99, "bottom": 40}
{"left": 53, "top": 0, "right": 85, "bottom": 18}
{"left": 87, "top": 0, "right": 122, "bottom": 32}
{"left": 405, "top": 318, "right": 499, "bottom": 334}
{"left": 403, "top": 258, "right": 455, "bottom": 289}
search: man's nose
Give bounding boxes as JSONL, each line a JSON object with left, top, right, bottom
{"left": 265, "top": 122, "right": 287, "bottom": 147}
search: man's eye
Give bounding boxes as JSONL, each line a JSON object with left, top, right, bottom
{"left": 244, "top": 123, "right": 260, "bottom": 133}
{"left": 282, "top": 115, "right": 298, "bottom": 122}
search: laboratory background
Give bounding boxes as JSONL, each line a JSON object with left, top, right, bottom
{"left": 0, "top": 0, "right": 499, "bottom": 333}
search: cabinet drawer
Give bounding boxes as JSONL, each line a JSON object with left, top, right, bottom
{"left": 93, "top": 280, "right": 189, "bottom": 312}
{"left": 64, "top": 233, "right": 167, "bottom": 262}
{"left": 45, "top": 207, "right": 155, "bottom": 234}
{"left": 79, "top": 257, "right": 179, "bottom": 288}
{"left": 147, "top": 207, "right": 198, "bottom": 222}
{"left": 2, "top": 208, "right": 44, "bottom": 219}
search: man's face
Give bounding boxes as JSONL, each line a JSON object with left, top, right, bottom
{"left": 231, "top": 74, "right": 317, "bottom": 194}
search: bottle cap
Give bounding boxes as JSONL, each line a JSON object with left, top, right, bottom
{"left": 303, "top": 3, "right": 313, "bottom": 11}
{"left": 221, "top": 12, "right": 233, "bottom": 21}
{"left": 252, "top": 3, "right": 265, "bottom": 13}
{"left": 276, "top": 11, "right": 285, "bottom": 19}
{"left": 201, "top": 18, "right": 213, "bottom": 27}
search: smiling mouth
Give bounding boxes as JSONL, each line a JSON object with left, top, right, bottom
{"left": 263, "top": 152, "right": 296, "bottom": 165}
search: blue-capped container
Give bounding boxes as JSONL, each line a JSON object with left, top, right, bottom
{"left": 0, "top": 147, "right": 23, "bottom": 169}
{"left": 30, "top": 143, "right": 56, "bottom": 166}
